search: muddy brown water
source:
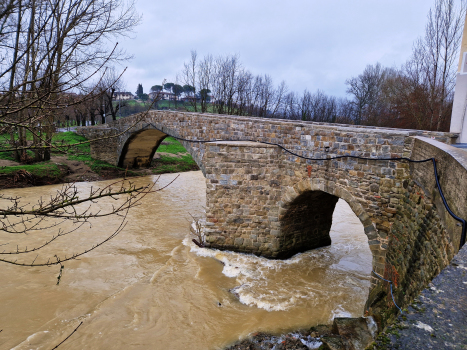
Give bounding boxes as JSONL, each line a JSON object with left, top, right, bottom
{"left": 0, "top": 171, "right": 372, "bottom": 349}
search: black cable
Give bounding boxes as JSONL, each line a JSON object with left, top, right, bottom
{"left": 431, "top": 158, "right": 467, "bottom": 250}
{"left": 143, "top": 123, "right": 467, "bottom": 249}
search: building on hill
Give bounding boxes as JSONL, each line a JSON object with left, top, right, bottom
{"left": 149, "top": 91, "right": 175, "bottom": 101}
{"left": 113, "top": 92, "right": 134, "bottom": 100}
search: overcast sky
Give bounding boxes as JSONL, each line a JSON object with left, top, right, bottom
{"left": 117, "top": 0, "right": 436, "bottom": 98}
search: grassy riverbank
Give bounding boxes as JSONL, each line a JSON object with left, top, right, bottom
{"left": 0, "top": 132, "right": 199, "bottom": 188}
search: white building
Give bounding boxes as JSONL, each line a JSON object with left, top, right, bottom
{"left": 149, "top": 91, "right": 176, "bottom": 101}
{"left": 113, "top": 92, "right": 134, "bottom": 100}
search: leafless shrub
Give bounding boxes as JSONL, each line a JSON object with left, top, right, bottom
{"left": 188, "top": 212, "right": 205, "bottom": 247}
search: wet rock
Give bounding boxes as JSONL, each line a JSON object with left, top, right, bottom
{"left": 225, "top": 339, "right": 263, "bottom": 350}
{"left": 331, "top": 317, "right": 376, "bottom": 350}
{"left": 224, "top": 331, "right": 318, "bottom": 350}
{"left": 224, "top": 318, "right": 377, "bottom": 350}
{"left": 320, "top": 335, "right": 346, "bottom": 350}
{"left": 309, "top": 324, "right": 333, "bottom": 337}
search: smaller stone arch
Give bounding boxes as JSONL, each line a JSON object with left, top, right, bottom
{"left": 279, "top": 178, "right": 385, "bottom": 278}
{"left": 117, "top": 126, "right": 205, "bottom": 173}
{"left": 118, "top": 129, "right": 169, "bottom": 168}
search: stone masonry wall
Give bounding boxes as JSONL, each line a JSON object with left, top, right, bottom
{"left": 77, "top": 111, "right": 457, "bottom": 171}
{"left": 410, "top": 137, "right": 467, "bottom": 249}
{"left": 76, "top": 126, "right": 119, "bottom": 165}
{"left": 366, "top": 180, "right": 454, "bottom": 326}
{"left": 76, "top": 112, "right": 461, "bottom": 276}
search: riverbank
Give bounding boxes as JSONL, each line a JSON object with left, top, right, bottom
{"left": 0, "top": 132, "right": 199, "bottom": 189}
{"left": 224, "top": 317, "right": 378, "bottom": 350}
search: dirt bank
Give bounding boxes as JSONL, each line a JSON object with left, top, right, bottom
{"left": 0, "top": 155, "right": 186, "bottom": 189}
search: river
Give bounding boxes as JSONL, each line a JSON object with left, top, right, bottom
{"left": 0, "top": 171, "right": 372, "bottom": 349}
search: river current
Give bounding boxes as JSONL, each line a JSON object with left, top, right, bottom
{"left": 0, "top": 171, "right": 372, "bottom": 349}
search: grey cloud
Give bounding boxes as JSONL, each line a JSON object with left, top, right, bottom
{"left": 118, "top": 0, "right": 434, "bottom": 97}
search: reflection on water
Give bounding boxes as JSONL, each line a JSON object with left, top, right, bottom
{"left": 0, "top": 171, "right": 372, "bottom": 350}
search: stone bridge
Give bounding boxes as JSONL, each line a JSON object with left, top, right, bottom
{"left": 77, "top": 111, "right": 467, "bottom": 323}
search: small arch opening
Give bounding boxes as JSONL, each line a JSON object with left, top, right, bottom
{"left": 279, "top": 190, "right": 339, "bottom": 257}
{"left": 279, "top": 187, "right": 378, "bottom": 271}
{"left": 118, "top": 129, "right": 201, "bottom": 173}
{"left": 118, "top": 129, "right": 169, "bottom": 168}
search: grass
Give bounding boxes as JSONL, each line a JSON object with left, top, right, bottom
{"left": 152, "top": 155, "right": 199, "bottom": 174}
{"left": 152, "top": 137, "right": 199, "bottom": 173}
{"left": 0, "top": 131, "right": 89, "bottom": 162}
{"left": 0, "top": 163, "right": 63, "bottom": 177}
{"left": 0, "top": 150, "right": 17, "bottom": 161}
{"left": 52, "top": 132, "right": 139, "bottom": 175}
{"left": 0, "top": 132, "right": 33, "bottom": 161}
{"left": 52, "top": 131, "right": 91, "bottom": 159}
{"left": 121, "top": 100, "right": 147, "bottom": 107}
{"left": 156, "top": 137, "right": 188, "bottom": 154}
{"left": 0, "top": 131, "right": 117, "bottom": 178}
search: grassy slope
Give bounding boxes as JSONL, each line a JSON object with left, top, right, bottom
{"left": 152, "top": 137, "right": 199, "bottom": 174}
{"left": 0, "top": 132, "right": 199, "bottom": 178}
{"left": 0, "top": 163, "right": 63, "bottom": 177}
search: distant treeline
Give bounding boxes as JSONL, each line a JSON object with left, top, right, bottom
{"left": 175, "top": 0, "right": 464, "bottom": 132}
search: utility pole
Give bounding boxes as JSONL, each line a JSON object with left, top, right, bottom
{"left": 103, "top": 94, "right": 106, "bottom": 124}
{"left": 450, "top": 13, "right": 467, "bottom": 144}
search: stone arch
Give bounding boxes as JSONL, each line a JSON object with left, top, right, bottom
{"left": 118, "top": 129, "right": 168, "bottom": 168}
{"left": 279, "top": 178, "right": 385, "bottom": 279}
{"left": 117, "top": 126, "right": 205, "bottom": 173}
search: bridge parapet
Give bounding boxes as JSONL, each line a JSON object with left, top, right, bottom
{"left": 77, "top": 111, "right": 458, "bottom": 169}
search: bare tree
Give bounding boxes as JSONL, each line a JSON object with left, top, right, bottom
{"left": 197, "top": 54, "right": 213, "bottom": 113}
{"left": 0, "top": 0, "right": 141, "bottom": 160}
{"left": 97, "top": 67, "right": 126, "bottom": 122}
{"left": 0, "top": 0, "right": 172, "bottom": 273}
{"left": 409, "top": 0, "right": 465, "bottom": 130}
{"left": 180, "top": 50, "right": 198, "bottom": 112}
{"left": 345, "top": 63, "right": 388, "bottom": 125}
{"left": 210, "top": 54, "right": 241, "bottom": 115}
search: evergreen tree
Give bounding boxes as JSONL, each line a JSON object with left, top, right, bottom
{"left": 136, "top": 84, "right": 144, "bottom": 97}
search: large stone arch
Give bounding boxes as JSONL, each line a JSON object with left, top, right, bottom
{"left": 279, "top": 178, "right": 385, "bottom": 285}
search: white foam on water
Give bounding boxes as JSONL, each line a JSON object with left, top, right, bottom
{"left": 300, "top": 338, "right": 323, "bottom": 349}
{"left": 184, "top": 238, "right": 359, "bottom": 312}
{"left": 330, "top": 305, "right": 353, "bottom": 319}
{"left": 287, "top": 333, "right": 323, "bottom": 349}
{"left": 184, "top": 238, "right": 327, "bottom": 311}
{"left": 365, "top": 316, "right": 378, "bottom": 339}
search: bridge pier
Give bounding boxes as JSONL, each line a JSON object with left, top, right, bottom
{"left": 203, "top": 141, "right": 286, "bottom": 257}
